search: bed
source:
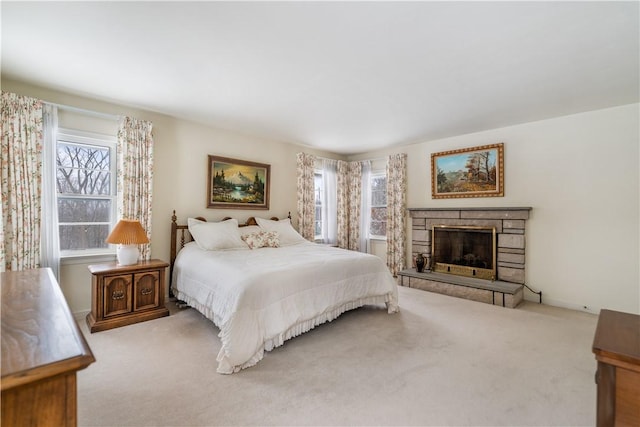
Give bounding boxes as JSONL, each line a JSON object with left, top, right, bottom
{"left": 169, "top": 211, "right": 399, "bottom": 374}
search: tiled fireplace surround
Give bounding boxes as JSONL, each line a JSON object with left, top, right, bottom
{"left": 401, "top": 207, "right": 532, "bottom": 308}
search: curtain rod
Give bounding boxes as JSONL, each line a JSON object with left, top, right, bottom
{"left": 316, "top": 155, "right": 387, "bottom": 163}
{"left": 45, "top": 101, "right": 120, "bottom": 121}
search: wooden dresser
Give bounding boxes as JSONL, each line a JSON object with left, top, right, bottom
{"left": 1, "top": 268, "right": 95, "bottom": 427}
{"left": 592, "top": 309, "right": 640, "bottom": 427}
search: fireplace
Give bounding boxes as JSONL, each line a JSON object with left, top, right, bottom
{"left": 432, "top": 225, "right": 496, "bottom": 280}
{"left": 399, "top": 207, "right": 532, "bottom": 308}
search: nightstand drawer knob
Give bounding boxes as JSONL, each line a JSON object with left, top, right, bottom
{"left": 112, "top": 291, "right": 125, "bottom": 300}
{"left": 140, "top": 288, "right": 153, "bottom": 296}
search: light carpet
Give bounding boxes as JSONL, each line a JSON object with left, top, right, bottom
{"left": 77, "top": 285, "right": 598, "bottom": 426}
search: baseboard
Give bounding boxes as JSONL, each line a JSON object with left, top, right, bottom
{"left": 73, "top": 310, "right": 90, "bottom": 322}
{"left": 524, "top": 295, "right": 600, "bottom": 315}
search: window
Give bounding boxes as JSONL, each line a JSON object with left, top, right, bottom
{"left": 370, "top": 173, "right": 387, "bottom": 238}
{"left": 314, "top": 171, "right": 323, "bottom": 240}
{"left": 56, "top": 129, "right": 117, "bottom": 256}
{"left": 313, "top": 166, "right": 387, "bottom": 242}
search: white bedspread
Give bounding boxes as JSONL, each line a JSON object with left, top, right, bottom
{"left": 172, "top": 241, "right": 399, "bottom": 373}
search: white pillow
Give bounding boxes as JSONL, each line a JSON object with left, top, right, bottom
{"left": 187, "top": 218, "right": 247, "bottom": 250}
{"left": 238, "top": 225, "right": 262, "bottom": 237}
{"left": 255, "top": 217, "right": 306, "bottom": 246}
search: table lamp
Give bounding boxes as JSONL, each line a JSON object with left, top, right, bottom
{"left": 106, "top": 219, "right": 150, "bottom": 265}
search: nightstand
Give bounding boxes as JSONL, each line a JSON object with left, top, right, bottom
{"left": 86, "top": 259, "right": 170, "bottom": 333}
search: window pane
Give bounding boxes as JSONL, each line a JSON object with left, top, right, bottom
{"left": 58, "top": 198, "right": 111, "bottom": 222}
{"left": 370, "top": 221, "right": 387, "bottom": 237}
{"left": 57, "top": 142, "right": 110, "bottom": 169}
{"left": 57, "top": 168, "right": 111, "bottom": 195}
{"left": 370, "top": 174, "right": 387, "bottom": 237}
{"left": 371, "top": 176, "right": 386, "bottom": 190}
{"left": 56, "top": 143, "right": 111, "bottom": 195}
{"left": 371, "top": 206, "right": 387, "bottom": 222}
{"left": 370, "top": 207, "right": 387, "bottom": 236}
{"left": 59, "top": 224, "right": 110, "bottom": 251}
{"left": 372, "top": 190, "right": 387, "bottom": 206}
{"left": 314, "top": 171, "right": 323, "bottom": 236}
{"left": 314, "top": 174, "right": 323, "bottom": 204}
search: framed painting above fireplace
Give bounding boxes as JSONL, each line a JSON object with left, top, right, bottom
{"left": 431, "top": 143, "right": 504, "bottom": 199}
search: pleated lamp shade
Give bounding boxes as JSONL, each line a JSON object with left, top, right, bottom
{"left": 106, "top": 219, "right": 149, "bottom": 265}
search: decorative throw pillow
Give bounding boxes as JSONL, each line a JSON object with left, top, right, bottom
{"left": 187, "top": 218, "right": 247, "bottom": 250}
{"left": 255, "top": 217, "right": 306, "bottom": 246}
{"left": 241, "top": 231, "right": 264, "bottom": 249}
{"left": 261, "top": 230, "right": 280, "bottom": 248}
{"left": 241, "top": 230, "right": 280, "bottom": 249}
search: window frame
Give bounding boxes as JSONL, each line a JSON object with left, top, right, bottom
{"left": 56, "top": 128, "right": 117, "bottom": 258}
{"left": 369, "top": 171, "right": 387, "bottom": 240}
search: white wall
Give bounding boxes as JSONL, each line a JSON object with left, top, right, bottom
{"left": 351, "top": 103, "right": 640, "bottom": 314}
{"left": 151, "top": 115, "right": 340, "bottom": 268}
{"left": 4, "top": 79, "right": 638, "bottom": 315}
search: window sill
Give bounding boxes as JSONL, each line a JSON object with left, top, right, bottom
{"left": 369, "top": 236, "right": 387, "bottom": 242}
{"left": 61, "top": 253, "right": 116, "bottom": 265}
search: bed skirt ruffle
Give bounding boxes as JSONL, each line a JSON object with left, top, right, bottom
{"left": 172, "top": 288, "right": 398, "bottom": 374}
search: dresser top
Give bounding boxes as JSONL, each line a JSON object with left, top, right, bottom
{"left": 1, "top": 268, "right": 95, "bottom": 390}
{"left": 592, "top": 309, "right": 640, "bottom": 366}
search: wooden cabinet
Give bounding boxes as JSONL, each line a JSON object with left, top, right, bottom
{"left": 86, "top": 259, "right": 169, "bottom": 333}
{"left": 592, "top": 309, "right": 640, "bottom": 427}
{"left": 1, "top": 268, "right": 95, "bottom": 427}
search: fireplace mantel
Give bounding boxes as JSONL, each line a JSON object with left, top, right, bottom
{"left": 408, "top": 207, "right": 532, "bottom": 212}
{"left": 404, "top": 207, "right": 532, "bottom": 307}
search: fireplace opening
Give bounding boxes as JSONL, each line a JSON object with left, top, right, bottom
{"left": 432, "top": 225, "right": 496, "bottom": 280}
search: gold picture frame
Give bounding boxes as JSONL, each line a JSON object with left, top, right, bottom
{"left": 207, "top": 155, "right": 270, "bottom": 209}
{"left": 431, "top": 143, "right": 504, "bottom": 199}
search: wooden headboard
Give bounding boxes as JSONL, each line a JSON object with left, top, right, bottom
{"left": 169, "top": 210, "right": 291, "bottom": 295}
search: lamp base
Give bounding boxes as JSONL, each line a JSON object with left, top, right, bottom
{"left": 116, "top": 244, "right": 139, "bottom": 266}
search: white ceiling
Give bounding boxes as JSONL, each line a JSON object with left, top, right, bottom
{"left": 2, "top": 1, "right": 638, "bottom": 154}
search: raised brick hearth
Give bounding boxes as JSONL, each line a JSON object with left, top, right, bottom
{"left": 400, "top": 207, "right": 532, "bottom": 307}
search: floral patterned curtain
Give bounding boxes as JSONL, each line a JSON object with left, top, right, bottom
{"left": 386, "top": 153, "right": 407, "bottom": 276}
{"left": 296, "top": 152, "right": 316, "bottom": 240}
{"left": 117, "top": 117, "right": 154, "bottom": 260}
{"left": 1, "top": 92, "right": 44, "bottom": 272}
{"left": 347, "top": 161, "right": 362, "bottom": 251}
{"left": 297, "top": 154, "right": 375, "bottom": 252}
{"left": 336, "top": 160, "right": 349, "bottom": 249}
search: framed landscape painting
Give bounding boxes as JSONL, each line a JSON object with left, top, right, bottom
{"left": 431, "top": 143, "right": 504, "bottom": 199}
{"left": 207, "top": 155, "right": 270, "bottom": 209}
